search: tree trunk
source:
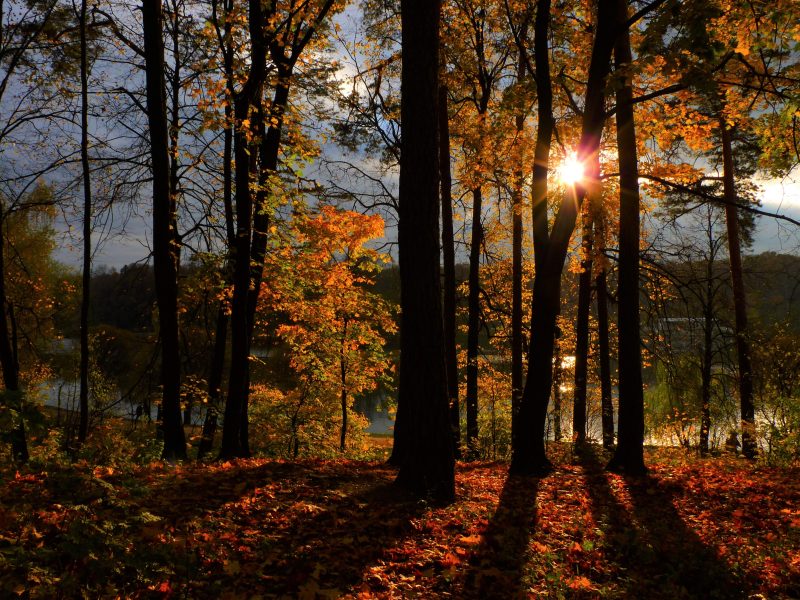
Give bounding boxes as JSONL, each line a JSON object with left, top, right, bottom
{"left": 699, "top": 297, "right": 713, "bottom": 456}
{"left": 219, "top": 0, "right": 268, "bottom": 460}
{"left": 394, "top": 0, "right": 454, "bottom": 501}
{"left": 197, "top": 304, "right": 228, "bottom": 459}
{"left": 511, "top": 43, "right": 526, "bottom": 453}
{"left": 340, "top": 319, "right": 348, "bottom": 452}
{"left": 608, "top": 0, "right": 645, "bottom": 474}
{"left": 465, "top": 185, "right": 482, "bottom": 458}
{"left": 438, "top": 84, "right": 460, "bottom": 458}
{"left": 198, "top": 0, "right": 237, "bottom": 461}
{"left": 78, "top": 0, "right": 91, "bottom": 445}
{"left": 511, "top": 0, "right": 616, "bottom": 475}
{"left": 596, "top": 260, "right": 614, "bottom": 449}
{"left": 0, "top": 209, "right": 27, "bottom": 462}
{"left": 142, "top": 0, "right": 186, "bottom": 461}
{"left": 720, "top": 120, "right": 756, "bottom": 459}
{"left": 552, "top": 342, "right": 562, "bottom": 441}
{"left": 573, "top": 210, "right": 593, "bottom": 444}
{"left": 530, "top": 0, "right": 553, "bottom": 275}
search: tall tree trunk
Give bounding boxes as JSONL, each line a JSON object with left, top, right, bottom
{"left": 394, "top": 0, "right": 454, "bottom": 501}
{"left": 530, "top": 0, "right": 553, "bottom": 275}
{"left": 219, "top": 0, "right": 267, "bottom": 460}
{"left": 608, "top": 0, "right": 645, "bottom": 474}
{"left": 198, "top": 0, "right": 236, "bottom": 461}
{"left": 511, "top": 0, "right": 616, "bottom": 475}
{"left": 0, "top": 209, "right": 27, "bottom": 462}
{"left": 552, "top": 341, "right": 562, "bottom": 441}
{"left": 720, "top": 120, "right": 756, "bottom": 459}
{"left": 512, "top": 0, "right": 551, "bottom": 464}
{"left": 573, "top": 209, "right": 593, "bottom": 444}
{"left": 595, "top": 253, "right": 614, "bottom": 449}
{"left": 511, "top": 42, "right": 526, "bottom": 452}
{"left": 167, "top": 2, "right": 186, "bottom": 427}
{"left": 438, "top": 84, "right": 460, "bottom": 457}
{"left": 142, "top": 0, "right": 186, "bottom": 461}
{"left": 78, "top": 0, "right": 91, "bottom": 445}
{"left": 465, "top": 185, "right": 482, "bottom": 458}
{"left": 198, "top": 304, "right": 228, "bottom": 459}
{"left": 339, "top": 318, "right": 349, "bottom": 452}
{"left": 699, "top": 295, "right": 713, "bottom": 456}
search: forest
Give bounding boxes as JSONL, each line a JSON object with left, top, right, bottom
{"left": 1, "top": 0, "right": 799, "bottom": 596}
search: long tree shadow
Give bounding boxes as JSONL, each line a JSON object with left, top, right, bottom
{"left": 256, "top": 478, "right": 435, "bottom": 597}
{"left": 580, "top": 447, "right": 747, "bottom": 599}
{"left": 460, "top": 472, "right": 540, "bottom": 599}
{"left": 105, "top": 461, "right": 426, "bottom": 596}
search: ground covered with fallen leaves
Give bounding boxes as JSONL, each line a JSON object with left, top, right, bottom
{"left": 1, "top": 445, "right": 798, "bottom": 598}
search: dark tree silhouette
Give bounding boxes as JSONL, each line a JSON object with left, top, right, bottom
{"left": 142, "top": 0, "right": 186, "bottom": 460}
{"left": 393, "top": 0, "right": 455, "bottom": 501}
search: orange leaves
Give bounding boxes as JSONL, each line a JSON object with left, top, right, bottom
{"left": 3, "top": 450, "right": 800, "bottom": 597}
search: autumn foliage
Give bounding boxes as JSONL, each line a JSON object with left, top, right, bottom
{"left": 1, "top": 446, "right": 798, "bottom": 598}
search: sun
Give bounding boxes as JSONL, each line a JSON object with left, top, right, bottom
{"left": 558, "top": 154, "right": 585, "bottom": 186}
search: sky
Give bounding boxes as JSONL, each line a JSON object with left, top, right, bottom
{"left": 50, "top": 165, "right": 800, "bottom": 271}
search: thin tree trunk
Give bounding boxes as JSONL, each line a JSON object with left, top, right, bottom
{"left": 596, "top": 260, "right": 614, "bottom": 449}
{"left": 720, "top": 120, "right": 756, "bottom": 459}
{"left": 511, "top": 0, "right": 616, "bottom": 475}
{"left": 219, "top": 0, "right": 268, "bottom": 460}
{"left": 465, "top": 185, "right": 482, "bottom": 458}
{"left": 142, "top": 0, "right": 186, "bottom": 461}
{"left": 699, "top": 298, "right": 713, "bottom": 456}
{"left": 198, "top": 24, "right": 234, "bottom": 459}
{"left": 512, "top": 0, "right": 552, "bottom": 466}
{"left": 573, "top": 209, "right": 593, "bottom": 444}
{"left": 608, "top": 0, "right": 645, "bottom": 474}
{"left": 552, "top": 342, "right": 562, "bottom": 441}
{"left": 78, "top": 0, "right": 91, "bottom": 445}
{"left": 438, "top": 84, "right": 460, "bottom": 457}
{"left": 340, "top": 319, "right": 348, "bottom": 452}
{"left": 394, "top": 0, "right": 454, "bottom": 501}
{"left": 511, "top": 40, "right": 526, "bottom": 452}
{"left": 198, "top": 304, "right": 228, "bottom": 459}
{"left": 0, "top": 209, "right": 27, "bottom": 462}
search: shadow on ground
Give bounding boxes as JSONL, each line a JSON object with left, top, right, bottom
{"left": 460, "top": 472, "right": 540, "bottom": 599}
{"left": 580, "top": 446, "right": 747, "bottom": 599}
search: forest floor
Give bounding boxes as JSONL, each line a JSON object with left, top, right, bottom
{"left": 1, "top": 445, "right": 798, "bottom": 599}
